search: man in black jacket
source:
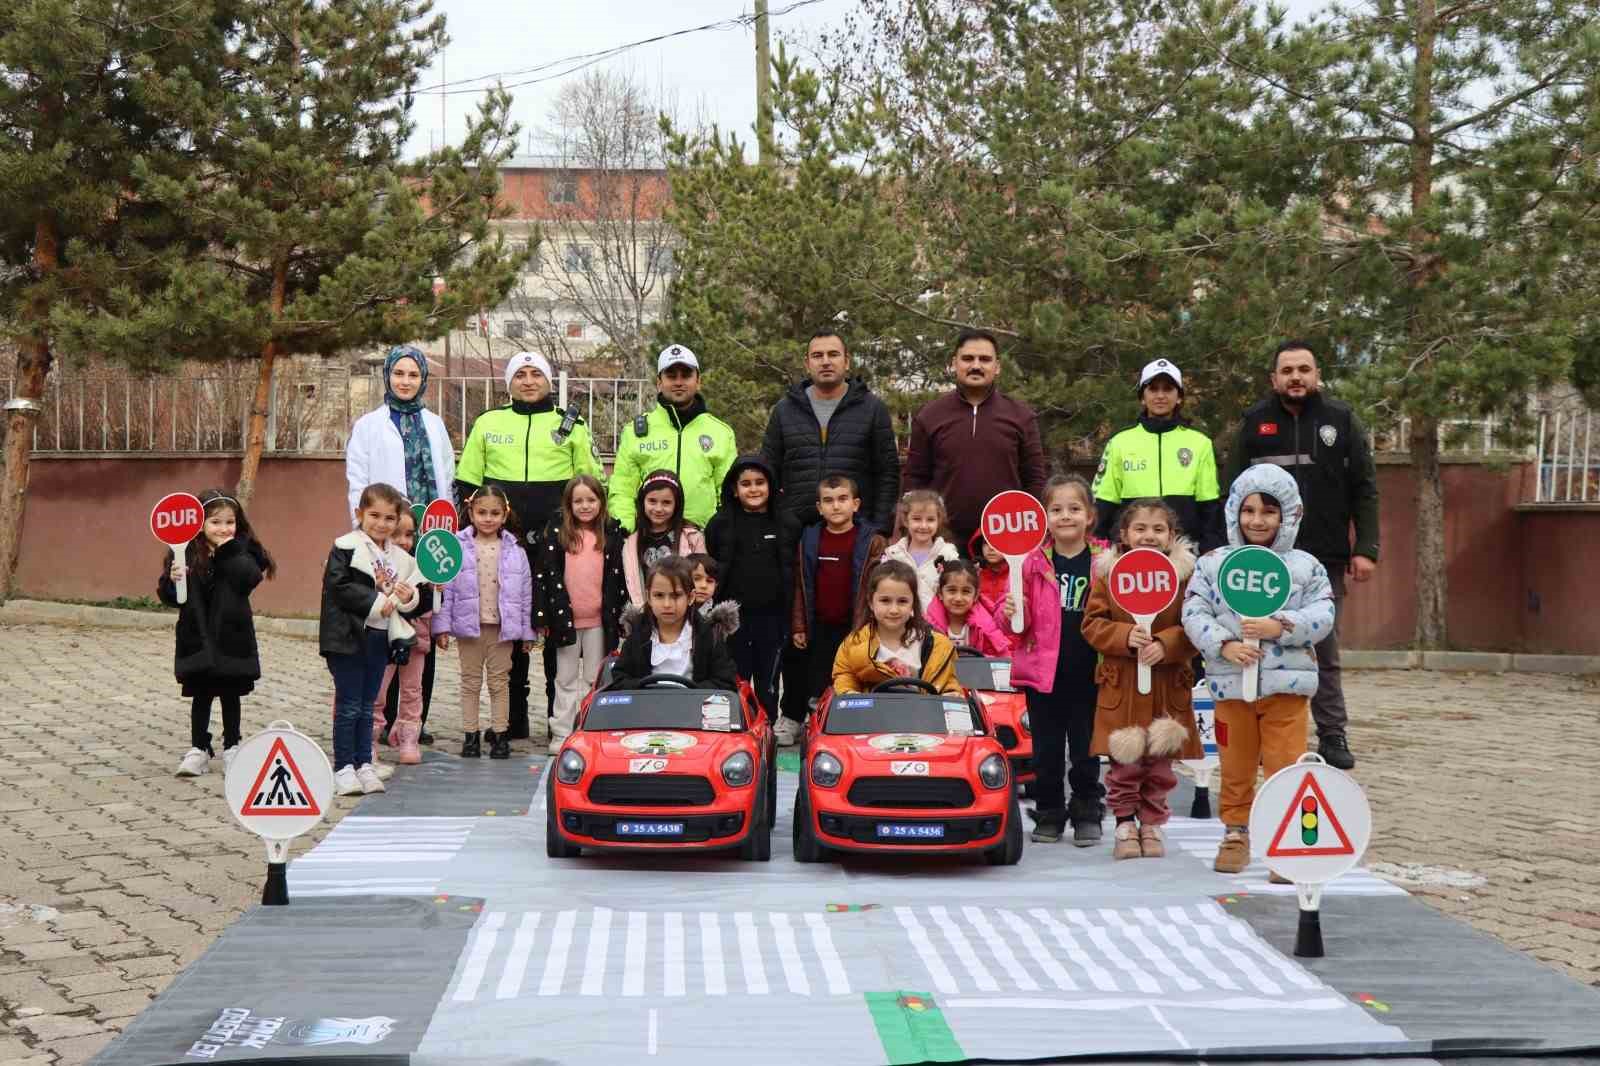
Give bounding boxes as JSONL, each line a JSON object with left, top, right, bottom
{"left": 762, "top": 329, "right": 900, "bottom": 742}
{"left": 1225, "top": 340, "right": 1380, "bottom": 770}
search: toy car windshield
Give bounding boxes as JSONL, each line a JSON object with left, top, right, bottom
{"left": 823, "top": 691, "right": 982, "bottom": 737}
{"left": 954, "top": 656, "right": 1011, "bottom": 692}
{"left": 583, "top": 687, "right": 745, "bottom": 732}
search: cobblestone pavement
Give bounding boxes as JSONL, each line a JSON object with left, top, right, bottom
{"left": 0, "top": 622, "right": 1596, "bottom": 1065}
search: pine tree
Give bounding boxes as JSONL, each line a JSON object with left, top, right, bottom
{"left": 0, "top": 0, "right": 234, "bottom": 598}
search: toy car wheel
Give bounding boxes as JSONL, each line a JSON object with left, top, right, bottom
{"left": 739, "top": 774, "right": 772, "bottom": 862}
{"left": 792, "top": 785, "right": 830, "bottom": 863}
{"left": 984, "top": 792, "right": 1024, "bottom": 866}
{"left": 545, "top": 772, "right": 580, "bottom": 859}
{"left": 1020, "top": 780, "right": 1036, "bottom": 799}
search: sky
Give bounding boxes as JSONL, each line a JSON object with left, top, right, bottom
{"left": 406, "top": 0, "right": 1332, "bottom": 160}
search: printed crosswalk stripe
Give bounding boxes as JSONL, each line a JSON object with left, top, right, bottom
{"left": 623, "top": 911, "right": 648, "bottom": 997}
{"left": 1162, "top": 818, "right": 1402, "bottom": 896}
{"left": 1138, "top": 907, "right": 1238, "bottom": 992}
{"left": 453, "top": 911, "right": 505, "bottom": 1001}
{"left": 995, "top": 908, "right": 1075, "bottom": 991}
{"left": 663, "top": 912, "right": 686, "bottom": 998}
{"left": 700, "top": 912, "right": 727, "bottom": 996}
{"left": 896, "top": 906, "right": 959, "bottom": 994}
{"left": 291, "top": 885, "right": 437, "bottom": 897}
{"left": 803, "top": 912, "right": 850, "bottom": 996}
{"left": 1099, "top": 908, "right": 1201, "bottom": 992}
{"left": 581, "top": 907, "right": 613, "bottom": 996}
{"left": 964, "top": 906, "right": 1037, "bottom": 992}
{"left": 289, "top": 817, "right": 472, "bottom": 899}
{"left": 770, "top": 913, "right": 810, "bottom": 995}
{"left": 930, "top": 905, "right": 1000, "bottom": 993}
{"left": 496, "top": 912, "right": 542, "bottom": 1000}
{"left": 1196, "top": 903, "right": 1320, "bottom": 990}
{"left": 1027, "top": 908, "right": 1118, "bottom": 992}
{"left": 734, "top": 911, "right": 769, "bottom": 995}
{"left": 538, "top": 910, "right": 577, "bottom": 997}
{"left": 1066, "top": 909, "right": 1162, "bottom": 994}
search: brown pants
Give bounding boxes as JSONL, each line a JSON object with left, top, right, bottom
{"left": 458, "top": 624, "right": 512, "bottom": 733}
{"left": 1215, "top": 693, "right": 1309, "bottom": 827}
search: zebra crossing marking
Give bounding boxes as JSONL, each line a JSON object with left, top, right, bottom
{"left": 1162, "top": 818, "right": 1403, "bottom": 896}
{"left": 287, "top": 816, "right": 474, "bottom": 897}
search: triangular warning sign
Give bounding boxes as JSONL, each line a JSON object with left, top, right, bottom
{"left": 1265, "top": 771, "right": 1354, "bottom": 858}
{"left": 239, "top": 737, "right": 322, "bottom": 817}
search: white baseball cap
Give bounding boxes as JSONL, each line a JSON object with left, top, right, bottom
{"left": 657, "top": 344, "right": 700, "bottom": 373}
{"left": 504, "top": 350, "right": 552, "bottom": 388}
{"left": 1138, "top": 358, "right": 1183, "bottom": 391}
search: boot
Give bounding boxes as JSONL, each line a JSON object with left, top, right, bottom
{"left": 1068, "top": 796, "right": 1103, "bottom": 848}
{"left": 461, "top": 731, "right": 481, "bottom": 758}
{"left": 1112, "top": 820, "right": 1141, "bottom": 860}
{"left": 1214, "top": 826, "right": 1250, "bottom": 874}
{"left": 1138, "top": 824, "right": 1166, "bottom": 858}
{"left": 1318, "top": 733, "right": 1356, "bottom": 770}
{"left": 394, "top": 722, "right": 423, "bottom": 765}
{"left": 489, "top": 730, "right": 511, "bottom": 760}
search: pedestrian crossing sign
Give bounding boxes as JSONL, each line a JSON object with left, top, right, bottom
{"left": 240, "top": 738, "right": 323, "bottom": 817}
{"left": 1265, "top": 772, "right": 1354, "bottom": 858}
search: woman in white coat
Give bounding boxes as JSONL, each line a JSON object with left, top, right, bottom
{"left": 346, "top": 346, "right": 455, "bottom": 516}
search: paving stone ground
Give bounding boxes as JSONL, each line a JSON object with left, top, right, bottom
{"left": 0, "top": 621, "right": 1596, "bottom": 1065}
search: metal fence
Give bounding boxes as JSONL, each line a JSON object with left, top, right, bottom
{"left": 1534, "top": 407, "right": 1598, "bottom": 503}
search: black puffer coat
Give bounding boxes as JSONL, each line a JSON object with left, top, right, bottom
{"left": 610, "top": 601, "right": 741, "bottom": 693}
{"left": 156, "top": 538, "right": 268, "bottom": 692}
{"left": 761, "top": 377, "right": 900, "bottom": 536}
{"left": 530, "top": 517, "right": 628, "bottom": 652}
{"left": 704, "top": 454, "right": 787, "bottom": 613}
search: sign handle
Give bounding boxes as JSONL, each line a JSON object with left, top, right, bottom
{"left": 174, "top": 570, "right": 188, "bottom": 606}
{"left": 1134, "top": 612, "right": 1157, "bottom": 694}
{"left": 1007, "top": 555, "right": 1026, "bottom": 634}
{"left": 1294, "top": 882, "right": 1325, "bottom": 958}
{"left": 1242, "top": 626, "right": 1261, "bottom": 702}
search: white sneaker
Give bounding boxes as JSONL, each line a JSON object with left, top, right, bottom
{"left": 175, "top": 748, "right": 210, "bottom": 777}
{"left": 773, "top": 717, "right": 802, "bottom": 747}
{"left": 221, "top": 747, "right": 238, "bottom": 774}
{"left": 334, "top": 766, "right": 362, "bottom": 796}
{"left": 374, "top": 763, "right": 395, "bottom": 781}
{"left": 355, "top": 764, "right": 386, "bottom": 794}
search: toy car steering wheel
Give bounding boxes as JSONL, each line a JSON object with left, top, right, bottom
{"left": 954, "top": 645, "right": 986, "bottom": 658}
{"left": 870, "top": 677, "right": 942, "bottom": 695}
{"left": 634, "top": 672, "right": 696, "bottom": 689}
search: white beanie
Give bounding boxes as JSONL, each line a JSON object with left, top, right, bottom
{"left": 504, "top": 351, "right": 553, "bottom": 389}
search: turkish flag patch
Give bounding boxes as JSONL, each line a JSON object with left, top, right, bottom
{"left": 1216, "top": 719, "right": 1229, "bottom": 746}
{"left": 1259, "top": 423, "right": 1278, "bottom": 435}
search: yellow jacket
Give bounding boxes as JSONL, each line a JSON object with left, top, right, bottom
{"left": 831, "top": 625, "right": 962, "bottom": 696}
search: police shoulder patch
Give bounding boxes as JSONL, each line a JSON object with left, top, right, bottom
{"left": 698, "top": 434, "right": 714, "bottom": 452}
{"left": 1319, "top": 424, "right": 1338, "bottom": 447}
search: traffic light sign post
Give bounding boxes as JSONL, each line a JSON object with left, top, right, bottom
{"left": 1248, "top": 753, "right": 1373, "bottom": 957}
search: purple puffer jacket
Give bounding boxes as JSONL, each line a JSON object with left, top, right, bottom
{"left": 1008, "top": 548, "right": 1063, "bottom": 694}
{"left": 433, "top": 530, "right": 535, "bottom": 642}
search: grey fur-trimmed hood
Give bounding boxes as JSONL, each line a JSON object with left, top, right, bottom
{"left": 619, "top": 599, "right": 741, "bottom": 641}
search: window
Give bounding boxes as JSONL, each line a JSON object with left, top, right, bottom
{"left": 564, "top": 244, "right": 593, "bottom": 273}
{"left": 547, "top": 178, "right": 578, "bottom": 204}
{"left": 649, "top": 245, "right": 675, "bottom": 275}
{"left": 520, "top": 241, "right": 542, "bottom": 273}
{"left": 504, "top": 319, "right": 527, "bottom": 340}
{"left": 566, "top": 322, "right": 585, "bottom": 339}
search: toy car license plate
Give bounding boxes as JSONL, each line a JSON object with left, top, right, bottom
{"left": 616, "top": 821, "right": 685, "bottom": 837}
{"left": 890, "top": 760, "right": 929, "bottom": 776}
{"left": 876, "top": 822, "right": 945, "bottom": 839}
{"left": 628, "top": 758, "right": 669, "bottom": 774}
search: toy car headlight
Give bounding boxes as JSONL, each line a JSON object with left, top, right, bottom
{"left": 721, "top": 751, "right": 754, "bottom": 787}
{"left": 978, "top": 754, "right": 1008, "bottom": 790}
{"left": 1019, "top": 710, "right": 1031, "bottom": 734}
{"left": 556, "top": 749, "right": 586, "bottom": 784}
{"left": 811, "top": 751, "right": 843, "bottom": 788}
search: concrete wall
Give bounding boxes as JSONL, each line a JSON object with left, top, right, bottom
{"left": 11, "top": 454, "right": 1597, "bottom": 650}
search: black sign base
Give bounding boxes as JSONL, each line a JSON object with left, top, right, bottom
{"left": 262, "top": 861, "right": 289, "bottom": 906}
{"left": 1294, "top": 906, "right": 1324, "bottom": 957}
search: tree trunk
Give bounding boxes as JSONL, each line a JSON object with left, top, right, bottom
{"left": 0, "top": 218, "right": 61, "bottom": 602}
{"left": 1411, "top": 413, "right": 1447, "bottom": 648}
{"left": 235, "top": 257, "right": 289, "bottom": 509}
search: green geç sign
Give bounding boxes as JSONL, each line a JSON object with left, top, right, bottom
{"left": 416, "top": 528, "right": 464, "bottom": 585}
{"left": 1217, "top": 545, "right": 1293, "bottom": 618}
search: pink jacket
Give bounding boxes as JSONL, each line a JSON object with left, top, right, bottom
{"left": 622, "top": 526, "right": 707, "bottom": 605}
{"left": 926, "top": 597, "right": 1013, "bottom": 658}
{"left": 1007, "top": 549, "right": 1063, "bottom": 694}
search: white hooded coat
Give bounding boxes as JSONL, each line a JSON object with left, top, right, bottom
{"left": 1182, "top": 464, "right": 1335, "bottom": 702}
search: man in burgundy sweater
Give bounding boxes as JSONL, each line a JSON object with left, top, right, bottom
{"left": 904, "top": 329, "right": 1049, "bottom": 549}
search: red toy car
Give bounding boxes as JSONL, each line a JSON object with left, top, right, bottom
{"left": 793, "top": 677, "right": 1023, "bottom": 865}
{"left": 954, "top": 647, "right": 1034, "bottom": 794}
{"left": 547, "top": 671, "right": 777, "bottom": 861}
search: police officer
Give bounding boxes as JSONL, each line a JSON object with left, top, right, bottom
{"left": 1092, "top": 359, "right": 1225, "bottom": 553}
{"left": 455, "top": 350, "right": 604, "bottom": 744}
{"left": 610, "top": 344, "right": 737, "bottom": 531}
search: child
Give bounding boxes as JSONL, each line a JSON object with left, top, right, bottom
{"left": 881, "top": 490, "right": 960, "bottom": 607}
{"left": 320, "top": 482, "right": 422, "bottom": 795}
{"left": 832, "top": 560, "right": 961, "bottom": 695}
{"left": 433, "top": 486, "right": 536, "bottom": 760}
{"left": 159, "top": 490, "right": 276, "bottom": 777}
{"left": 705, "top": 455, "right": 787, "bottom": 716}
{"left": 969, "top": 531, "right": 1010, "bottom": 617}
{"left": 788, "top": 473, "right": 888, "bottom": 743}
{"left": 1082, "top": 499, "right": 1201, "bottom": 860}
{"left": 687, "top": 553, "right": 719, "bottom": 613}
{"left": 611, "top": 556, "right": 740, "bottom": 691}
{"left": 369, "top": 507, "right": 435, "bottom": 766}
{"left": 622, "top": 469, "right": 706, "bottom": 606}
{"left": 1003, "top": 474, "right": 1107, "bottom": 845}
{"left": 531, "top": 475, "right": 626, "bottom": 753}
{"left": 1184, "top": 465, "right": 1334, "bottom": 874}
{"left": 926, "top": 559, "right": 1011, "bottom": 658}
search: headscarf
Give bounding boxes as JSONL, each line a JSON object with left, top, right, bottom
{"left": 383, "top": 346, "right": 438, "bottom": 507}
